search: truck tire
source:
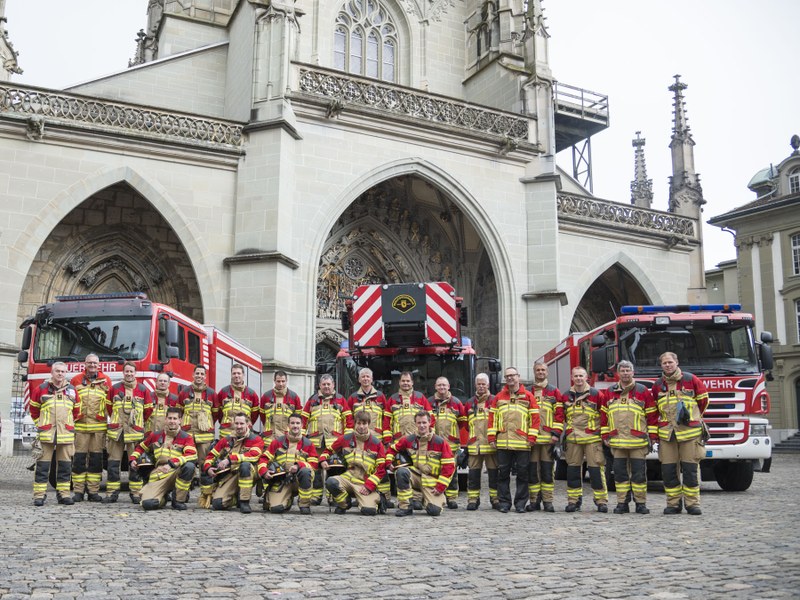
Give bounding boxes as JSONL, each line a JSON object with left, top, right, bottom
{"left": 713, "top": 460, "right": 754, "bottom": 492}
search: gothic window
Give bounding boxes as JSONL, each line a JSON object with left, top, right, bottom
{"left": 792, "top": 233, "right": 800, "bottom": 276}
{"left": 334, "top": 0, "right": 397, "bottom": 82}
{"left": 789, "top": 168, "right": 800, "bottom": 195}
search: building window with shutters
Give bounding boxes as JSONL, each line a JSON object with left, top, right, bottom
{"left": 790, "top": 168, "right": 800, "bottom": 195}
{"left": 334, "top": 0, "right": 397, "bottom": 83}
{"left": 792, "top": 233, "right": 800, "bottom": 276}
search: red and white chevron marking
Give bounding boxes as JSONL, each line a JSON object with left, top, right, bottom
{"left": 425, "top": 282, "right": 457, "bottom": 345}
{"left": 352, "top": 284, "right": 384, "bottom": 348}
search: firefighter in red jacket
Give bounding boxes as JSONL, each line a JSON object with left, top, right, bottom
{"left": 527, "top": 361, "right": 564, "bottom": 513}
{"left": 217, "top": 363, "right": 260, "bottom": 438}
{"left": 488, "top": 367, "right": 540, "bottom": 513}
{"left": 562, "top": 366, "right": 608, "bottom": 512}
{"left": 177, "top": 365, "right": 219, "bottom": 508}
{"left": 321, "top": 410, "right": 387, "bottom": 516}
{"left": 105, "top": 362, "right": 152, "bottom": 504}
{"left": 70, "top": 353, "right": 111, "bottom": 502}
{"left": 602, "top": 360, "right": 658, "bottom": 514}
{"left": 429, "top": 376, "right": 466, "bottom": 509}
{"left": 384, "top": 371, "right": 433, "bottom": 442}
{"left": 131, "top": 406, "right": 197, "bottom": 510}
{"left": 258, "top": 413, "right": 319, "bottom": 514}
{"left": 464, "top": 373, "right": 498, "bottom": 510}
{"left": 260, "top": 370, "right": 303, "bottom": 441}
{"left": 651, "top": 352, "right": 709, "bottom": 515}
{"left": 30, "top": 362, "right": 80, "bottom": 506}
{"left": 303, "top": 374, "right": 349, "bottom": 504}
{"left": 204, "top": 412, "right": 264, "bottom": 513}
{"left": 387, "top": 410, "right": 455, "bottom": 517}
{"left": 146, "top": 373, "right": 177, "bottom": 434}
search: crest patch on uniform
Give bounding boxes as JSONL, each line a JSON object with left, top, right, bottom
{"left": 391, "top": 294, "right": 416, "bottom": 313}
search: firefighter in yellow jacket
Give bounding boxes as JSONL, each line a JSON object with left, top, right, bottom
{"left": 429, "top": 376, "right": 467, "bottom": 509}
{"left": 464, "top": 373, "right": 498, "bottom": 510}
{"left": 527, "top": 361, "right": 564, "bottom": 513}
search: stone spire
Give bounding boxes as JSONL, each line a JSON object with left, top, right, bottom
{"left": 0, "top": 0, "right": 23, "bottom": 81}
{"left": 667, "top": 74, "right": 705, "bottom": 215}
{"left": 630, "top": 131, "right": 653, "bottom": 209}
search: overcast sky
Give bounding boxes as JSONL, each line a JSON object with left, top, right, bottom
{"left": 4, "top": 0, "right": 798, "bottom": 273}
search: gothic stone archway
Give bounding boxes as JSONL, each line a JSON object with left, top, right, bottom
{"left": 570, "top": 263, "right": 651, "bottom": 333}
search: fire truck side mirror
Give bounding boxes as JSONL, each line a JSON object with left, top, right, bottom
{"left": 165, "top": 319, "right": 180, "bottom": 346}
{"left": 487, "top": 359, "right": 502, "bottom": 373}
{"left": 20, "top": 325, "right": 32, "bottom": 351}
{"left": 760, "top": 331, "right": 773, "bottom": 344}
{"left": 17, "top": 350, "right": 28, "bottom": 364}
{"left": 759, "top": 344, "right": 774, "bottom": 372}
{"left": 340, "top": 310, "right": 350, "bottom": 332}
{"left": 459, "top": 307, "right": 468, "bottom": 327}
{"left": 166, "top": 346, "right": 179, "bottom": 360}
{"left": 591, "top": 334, "right": 605, "bottom": 348}
{"left": 591, "top": 347, "right": 608, "bottom": 374}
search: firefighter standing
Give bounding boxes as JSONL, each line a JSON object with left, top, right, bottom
{"left": 177, "top": 365, "right": 219, "bottom": 508}
{"left": 105, "top": 362, "right": 152, "bottom": 504}
{"left": 387, "top": 410, "right": 455, "bottom": 517}
{"left": 217, "top": 363, "right": 260, "bottom": 438}
{"left": 131, "top": 406, "right": 197, "bottom": 511}
{"left": 260, "top": 370, "right": 302, "bottom": 442}
{"left": 146, "top": 373, "right": 177, "bottom": 434}
{"left": 384, "top": 371, "right": 433, "bottom": 442}
{"left": 651, "top": 352, "right": 709, "bottom": 515}
{"left": 70, "top": 353, "right": 111, "bottom": 502}
{"left": 488, "top": 367, "right": 540, "bottom": 513}
{"left": 321, "top": 410, "right": 387, "bottom": 516}
{"left": 562, "top": 366, "right": 608, "bottom": 512}
{"left": 602, "top": 360, "right": 658, "bottom": 514}
{"left": 429, "top": 376, "right": 466, "bottom": 509}
{"left": 463, "top": 373, "right": 498, "bottom": 510}
{"left": 527, "top": 361, "right": 564, "bottom": 513}
{"left": 30, "top": 362, "right": 80, "bottom": 506}
{"left": 204, "top": 412, "right": 264, "bottom": 513}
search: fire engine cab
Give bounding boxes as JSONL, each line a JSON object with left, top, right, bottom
{"left": 541, "top": 304, "right": 773, "bottom": 492}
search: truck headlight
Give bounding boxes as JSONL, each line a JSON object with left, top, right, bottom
{"left": 750, "top": 424, "right": 768, "bottom": 437}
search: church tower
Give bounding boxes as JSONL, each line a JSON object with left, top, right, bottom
{"left": 630, "top": 131, "right": 653, "bottom": 209}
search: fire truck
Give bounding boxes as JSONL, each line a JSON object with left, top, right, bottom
{"left": 331, "top": 282, "right": 501, "bottom": 401}
{"left": 17, "top": 292, "right": 263, "bottom": 424}
{"left": 541, "top": 304, "right": 774, "bottom": 492}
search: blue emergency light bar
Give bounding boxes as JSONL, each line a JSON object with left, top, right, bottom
{"left": 621, "top": 304, "right": 742, "bottom": 315}
{"left": 55, "top": 292, "right": 149, "bottom": 302}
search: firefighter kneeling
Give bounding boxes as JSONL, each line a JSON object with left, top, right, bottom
{"left": 387, "top": 411, "right": 455, "bottom": 517}
{"left": 321, "top": 410, "right": 387, "bottom": 516}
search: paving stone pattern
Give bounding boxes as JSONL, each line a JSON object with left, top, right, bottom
{"left": 0, "top": 455, "right": 798, "bottom": 599}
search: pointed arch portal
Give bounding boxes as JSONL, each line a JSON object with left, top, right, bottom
{"left": 570, "top": 263, "right": 651, "bottom": 333}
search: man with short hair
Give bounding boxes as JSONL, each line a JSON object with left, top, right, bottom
{"left": 385, "top": 371, "right": 433, "bottom": 441}
{"left": 217, "top": 364, "right": 260, "bottom": 438}
{"left": 70, "top": 353, "right": 112, "bottom": 502}
{"left": 387, "top": 411, "right": 455, "bottom": 517}
{"left": 260, "top": 370, "right": 302, "bottom": 442}
{"left": 429, "top": 376, "right": 466, "bottom": 509}
{"left": 602, "top": 360, "right": 658, "bottom": 515}
{"left": 131, "top": 406, "right": 197, "bottom": 511}
{"left": 562, "top": 366, "right": 608, "bottom": 513}
{"left": 257, "top": 413, "right": 318, "bottom": 514}
{"left": 177, "top": 365, "right": 219, "bottom": 508}
{"left": 30, "top": 362, "right": 80, "bottom": 506}
{"left": 527, "top": 361, "right": 564, "bottom": 513}
{"left": 463, "top": 373, "right": 498, "bottom": 510}
{"left": 488, "top": 367, "right": 540, "bottom": 513}
{"left": 204, "top": 412, "right": 264, "bottom": 513}
{"left": 651, "top": 352, "right": 709, "bottom": 516}
{"left": 105, "top": 362, "right": 152, "bottom": 504}
{"left": 321, "top": 410, "right": 387, "bottom": 516}
{"left": 146, "top": 373, "right": 177, "bottom": 434}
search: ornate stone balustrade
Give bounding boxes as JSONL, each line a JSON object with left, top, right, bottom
{"left": 557, "top": 192, "right": 696, "bottom": 238}
{"left": 295, "top": 64, "right": 530, "bottom": 142}
{"left": 0, "top": 83, "right": 244, "bottom": 148}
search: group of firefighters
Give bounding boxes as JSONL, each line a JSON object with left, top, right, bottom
{"left": 28, "top": 350, "right": 708, "bottom": 516}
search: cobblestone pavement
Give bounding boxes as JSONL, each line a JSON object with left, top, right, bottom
{"left": 1, "top": 455, "right": 798, "bottom": 600}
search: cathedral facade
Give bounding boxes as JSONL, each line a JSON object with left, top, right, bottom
{"left": 0, "top": 1, "right": 704, "bottom": 453}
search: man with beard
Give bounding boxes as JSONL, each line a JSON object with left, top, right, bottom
{"left": 303, "top": 374, "right": 348, "bottom": 505}
{"left": 463, "top": 373, "right": 498, "bottom": 510}
{"left": 217, "top": 364, "right": 260, "bottom": 438}
{"left": 429, "top": 377, "right": 466, "bottom": 509}
{"left": 385, "top": 372, "right": 433, "bottom": 442}
{"left": 260, "top": 370, "right": 302, "bottom": 442}
{"left": 526, "top": 361, "right": 564, "bottom": 513}
{"left": 146, "top": 373, "right": 177, "bottom": 434}
{"left": 131, "top": 406, "right": 197, "bottom": 510}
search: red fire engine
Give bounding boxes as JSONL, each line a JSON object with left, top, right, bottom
{"left": 18, "top": 293, "right": 263, "bottom": 409}
{"left": 541, "top": 304, "right": 774, "bottom": 492}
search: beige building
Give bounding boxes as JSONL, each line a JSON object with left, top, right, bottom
{"left": 709, "top": 135, "right": 800, "bottom": 441}
{"left": 0, "top": 1, "right": 704, "bottom": 454}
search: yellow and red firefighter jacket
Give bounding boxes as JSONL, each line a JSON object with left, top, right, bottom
{"left": 530, "top": 381, "right": 564, "bottom": 444}
{"left": 601, "top": 382, "right": 658, "bottom": 448}
{"left": 302, "top": 393, "right": 349, "bottom": 450}
{"left": 463, "top": 393, "right": 495, "bottom": 454}
{"left": 30, "top": 379, "right": 80, "bottom": 444}
{"left": 387, "top": 433, "right": 455, "bottom": 493}
{"left": 107, "top": 381, "right": 152, "bottom": 444}
{"left": 346, "top": 387, "right": 389, "bottom": 442}
{"left": 429, "top": 393, "right": 467, "bottom": 452}
{"left": 488, "top": 385, "right": 540, "bottom": 450}
{"left": 257, "top": 434, "right": 319, "bottom": 477}
{"left": 177, "top": 384, "right": 219, "bottom": 445}
{"left": 319, "top": 432, "right": 387, "bottom": 491}
{"left": 146, "top": 391, "right": 178, "bottom": 434}
{"left": 202, "top": 430, "right": 264, "bottom": 474}
{"left": 130, "top": 428, "right": 197, "bottom": 480}
{"left": 563, "top": 386, "right": 604, "bottom": 445}
{"left": 260, "top": 388, "right": 303, "bottom": 437}
{"left": 651, "top": 369, "right": 709, "bottom": 442}
{"left": 70, "top": 372, "right": 111, "bottom": 434}
{"left": 384, "top": 391, "right": 433, "bottom": 440}
{"left": 216, "top": 384, "right": 260, "bottom": 435}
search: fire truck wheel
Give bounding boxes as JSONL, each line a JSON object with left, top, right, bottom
{"left": 713, "top": 460, "right": 754, "bottom": 492}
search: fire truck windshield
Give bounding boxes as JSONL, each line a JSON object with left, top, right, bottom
{"left": 336, "top": 354, "right": 475, "bottom": 400}
{"left": 618, "top": 321, "right": 759, "bottom": 376}
{"left": 32, "top": 317, "right": 151, "bottom": 363}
